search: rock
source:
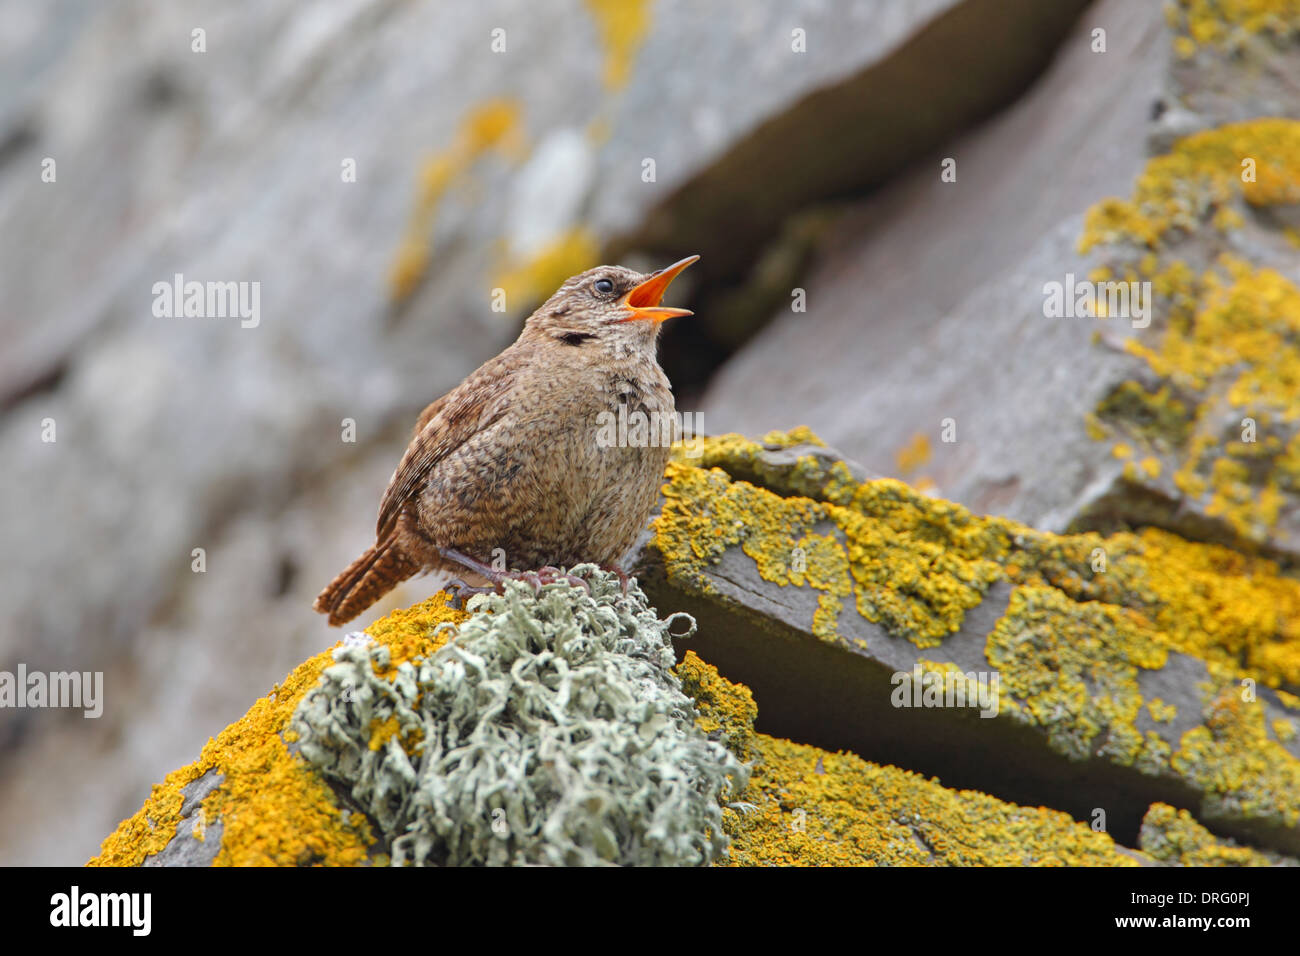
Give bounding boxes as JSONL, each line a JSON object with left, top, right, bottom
{"left": 93, "top": 436, "right": 1300, "bottom": 865}
{"left": 682, "top": 651, "right": 1148, "bottom": 866}
{"left": 0, "top": 0, "right": 1092, "bottom": 866}
{"left": 1139, "top": 802, "right": 1296, "bottom": 867}
{"left": 698, "top": 0, "right": 1300, "bottom": 564}
{"left": 91, "top": 567, "right": 1150, "bottom": 867}
{"left": 635, "top": 431, "right": 1300, "bottom": 856}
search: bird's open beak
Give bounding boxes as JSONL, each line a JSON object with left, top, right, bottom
{"left": 618, "top": 255, "right": 699, "bottom": 323}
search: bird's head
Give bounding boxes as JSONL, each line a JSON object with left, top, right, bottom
{"left": 525, "top": 256, "right": 698, "bottom": 349}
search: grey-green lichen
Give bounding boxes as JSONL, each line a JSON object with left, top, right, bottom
{"left": 290, "top": 567, "right": 748, "bottom": 866}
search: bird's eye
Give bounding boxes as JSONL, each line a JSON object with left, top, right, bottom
{"left": 594, "top": 278, "right": 615, "bottom": 295}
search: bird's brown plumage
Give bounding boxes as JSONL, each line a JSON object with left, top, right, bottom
{"left": 314, "top": 258, "right": 697, "bottom": 626}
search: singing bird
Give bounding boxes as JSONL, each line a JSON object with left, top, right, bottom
{"left": 314, "top": 256, "right": 698, "bottom": 625}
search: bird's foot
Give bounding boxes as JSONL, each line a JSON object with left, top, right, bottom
{"left": 537, "top": 566, "right": 591, "bottom": 593}
{"left": 438, "top": 548, "right": 591, "bottom": 599}
{"left": 445, "top": 578, "right": 498, "bottom": 610}
{"left": 597, "top": 563, "right": 632, "bottom": 594}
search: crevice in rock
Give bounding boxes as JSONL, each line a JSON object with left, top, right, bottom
{"left": 608, "top": 0, "right": 1094, "bottom": 396}
{"left": 1070, "top": 477, "right": 1300, "bottom": 585}
{"left": 643, "top": 564, "right": 1284, "bottom": 856}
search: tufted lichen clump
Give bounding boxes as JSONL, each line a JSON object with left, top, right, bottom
{"left": 290, "top": 568, "right": 747, "bottom": 866}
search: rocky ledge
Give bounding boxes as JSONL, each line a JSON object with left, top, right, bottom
{"left": 91, "top": 432, "right": 1299, "bottom": 866}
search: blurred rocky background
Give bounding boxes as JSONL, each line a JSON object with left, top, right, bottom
{"left": 3, "top": 0, "right": 1296, "bottom": 865}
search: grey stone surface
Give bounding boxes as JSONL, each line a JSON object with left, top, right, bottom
{"left": 633, "top": 441, "right": 1300, "bottom": 856}
{"left": 699, "top": 0, "right": 1300, "bottom": 560}
{"left": 700, "top": 0, "right": 1170, "bottom": 524}
{"left": 9, "top": 0, "right": 1070, "bottom": 867}
{"left": 142, "top": 770, "right": 224, "bottom": 867}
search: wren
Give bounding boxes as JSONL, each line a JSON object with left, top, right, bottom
{"left": 314, "top": 256, "right": 698, "bottom": 625}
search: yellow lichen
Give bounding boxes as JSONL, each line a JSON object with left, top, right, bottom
{"left": 986, "top": 586, "right": 1170, "bottom": 769}
{"left": 656, "top": 431, "right": 1300, "bottom": 689}
{"left": 674, "top": 650, "right": 759, "bottom": 763}
{"left": 90, "top": 594, "right": 467, "bottom": 866}
{"left": 1080, "top": 119, "right": 1300, "bottom": 253}
{"left": 1149, "top": 698, "right": 1178, "bottom": 723}
{"left": 895, "top": 433, "right": 932, "bottom": 476}
{"left": 1274, "top": 717, "right": 1296, "bottom": 743}
{"left": 1081, "top": 119, "right": 1300, "bottom": 544}
{"left": 367, "top": 715, "right": 401, "bottom": 752}
{"left": 653, "top": 431, "right": 1300, "bottom": 825}
{"left": 492, "top": 227, "right": 602, "bottom": 318}
{"left": 388, "top": 100, "right": 525, "bottom": 303}
{"left": 1094, "top": 382, "right": 1192, "bottom": 449}
{"left": 587, "top": 0, "right": 655, "bottom": 90}
{"left": 1167, "top": 0, "right": 1300, "bottom": 51}
{"left": 1172, "top": 685, "right": 1300, "bottom": 829}
{"left": 1127, "top": 529, "right": 1300, "bottom": 687}
{"left": 583, "top": 0, "right": 652, "bottom": 91}
{"left": 1140, "top": 802, "right": 1284, "bottom": 866}
{"left": 677, "top": 649, "right": 1137, "bottom": 866}
{"left": 724, "top": 735, "right": 1136, "bottom": 867}
{"left": 655, "top": 455, "right": 1006, "bottom": 650}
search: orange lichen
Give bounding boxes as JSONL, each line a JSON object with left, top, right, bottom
{"left": 388, "top": 100, "right": 525, "bottom": 302}
{"left": 678, "top": 650, "right": 1137, "bottom": 866}
{"left": 895, "top": 433, "right": 932, "bottom": 476}
{"left": 90, "top": 594, "right": 466, "bottom": 866}
{"left": 724, "top": 735, "right": 1135, "bottom": 867}
{"left": 1080, "top": 120, "right": 1300, "bottom": 254}
{"left": 1140, "top": 802, "right": 1286, "bottom": 866}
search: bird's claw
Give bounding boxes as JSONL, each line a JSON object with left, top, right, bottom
{"left": 445, "top": 578, "right": 498, "bottom": 610}
{"left": 537, "top": 566, "right": 591, "bottom": 592}
{"left": 598, "top": 564, "right": 632, "bottom": 594}
{"left": 439, "top": 548, "right": 596, "bottom": 600}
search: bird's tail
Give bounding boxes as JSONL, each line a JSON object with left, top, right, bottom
{"left": 313, "top": 539, "right": 420, "bottom": 626}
